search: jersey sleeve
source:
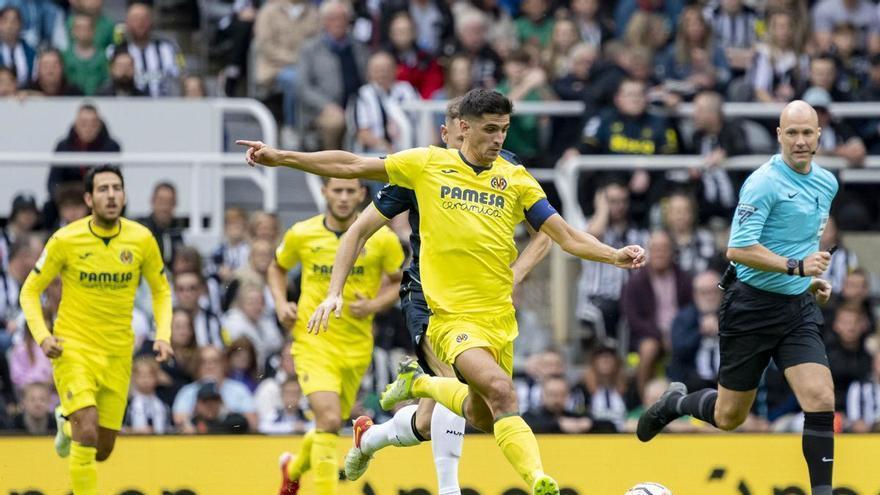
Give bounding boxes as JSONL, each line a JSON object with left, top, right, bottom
{"left": 142, "top": 234, "right": 173, "bottom": 343}
{"left": 383, "top": 147, "right": 431, "bottom": 189}
{"left": 19, "top": 235, "right": 66, "bottom": 345}
{"left": 275, "top": 226, "right": 301, "bottom": 271}
{"left": 728, "top": 174, "right": 776, "bottom": 248}
{"left": 379, "top": 229, "right": 406, "bottom": 274}
{"left": 372, "top": 184, "right": 414, "bottom": 220}
{"left": 516, "top": 169, "right": 555, "bottom": 230}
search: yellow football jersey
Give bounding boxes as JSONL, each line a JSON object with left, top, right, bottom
{"left": 384, "top": 146, "right": 546, "bottom": 315}
{"left": 275, "top": 214, "right": 404, "bottom": 357}
{"left": 20, "top": 216, "right": 172, "bottom": 356}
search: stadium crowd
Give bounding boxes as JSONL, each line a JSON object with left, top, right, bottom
{"left": 2, "top": 0, "right": 880, "bottom": 436}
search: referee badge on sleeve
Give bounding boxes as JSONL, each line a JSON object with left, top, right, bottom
{"left": 736, "top": 204, "right": 756, "bottom": 225}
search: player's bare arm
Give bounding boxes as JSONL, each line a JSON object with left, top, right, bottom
{"left": 511, "top": 226, "right": 552, "bottom": 286}
{"left": 539, "top": 214, "right": 646, "bottom": 269}
{"left": 236, "top": 140, "right": 389, "bottom": 182}
{"left": 309, "top": 204, "right": 390, "bottom": 332}
{"left": 268, "top": 259, "right": 298, "bottom": 329}
{"left": 727, "top": 244, "right": 831, "bottom": 276}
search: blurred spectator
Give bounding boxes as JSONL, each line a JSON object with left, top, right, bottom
{"left": 354, "top": 51, "right": 419, "bottom": 153}
{"left": 819, "top": 217, "right": 859, "bottom": 296}
{"left": 214, "top": 0, "right": 260, "bottom": 97}
{"left": 258, "top": 377, "right": 310, "bottom": 434}
{"left": 187, "top": 381, "right": 250, "bottom": 434}
{"left": 570, "top": 343, "right": 628, "bottom": 431}
{"left": 523, "top": 375, "right": 595, "bottom": 433}
{"left": 124, "top": 357, "right": 171, "bottom": 434}
{"left": 549, "top": 43, "right": 598, "bottom": 157}
{"left": 856, "top": 55, "right": 880, "bottom": 152}
{"left": 614, "top": 0, "right": 683, "bottom": 40}
{"left": 704, "top": 0, "right": 759, "bottom": 76}
{"left": 575, "top": 182, "right": 648, "bottom": 343}
{"left": 0, "top": 0, "right": 66, "bottom": 50}
{"left": 811, "top": 0, "right": 880, "bottom": 55}
{"left": 825, "top": 268, "right": 875, "bottom": 331}
{"left": 543, "top": 19, "right": 580, "bottom": 80}
{"left": 95, "top": 50, "right": 145, "bottom": 96}
{"left": 574, "top": 78, "right": 679, "bottom": 224}
{"left": 254, "top": 340, "right": 295, "bottom": 421}
{"left": 750, "top": 10, "right": 808, "bottom": 103}
{"left": 111, "top": 2, "right": 184, "bottom": 97}
{"left": 52, "top": 183, "right": 88, "bottom": 231}
{"left": 174, "top": 246, "right": 223, "bottom": 315}
{"left": 211, "top": 207, "right": 250, "bottom": 284}
{"left": 386, "top": 11, "right": 443, "bottom": 99}
{"left": 804, "top": 55, "right": 852, "bottom": 102}
{"left": 684, "top": 90, "right": 748, "bottom": 222}
{"left": 226, "top": 336, "right": 260, "bottom": 393}
{"left": 624, "top": 377, "right": 702, "bottom": 433}
{"left": 297, "top": 0, "right": 369, "bottom": 150}
{"left": 826, "top": 304, "right": 873, "bottom": 411}
{"left": 182, "top": 75, "right": 205, "bottom": 98}
{"left": 622, "top": 11, "right": 670, "bottom": 56}
{"left": 249, "top": 211, "right": 279, "bottom": 244}
{"left": 830, "top": 23, "right": 869, "bottom": 98}
{"left": 21, "top": 48, "right": 83, "bottom": 96}
{"left": 138, "top": 182, "right": 184, "bottom": 267}
{"left": 589, "top": 43, "right": 658, "bottom": 108}
{"left": 803, "top": 87, "right": 866, "bottom": 167}
{"left": 515, "top": 0, "right": 554, "bottom": 52}
{"left": 0, "top": 6, "right": 36, "bottom": 85}
{"left": 9, "top": 313, "right": 52, "bottom": 393}
{"left": 656, "top": 6, "right": 729, "bottom": 100}
{"left": 444, "top": 9, "right": 503, "bottom": 89}
{"left": 569, "top": 0, "right": 610, "bottom": 48}
{"left": 845, "top": 352, "right": 880, "bottom": 432}
{"left": 429, "top": 54, "right": 473, "bottom": 102}
{"left": 6, "top": 382, "right": 55, "bottom": 434}
{"left": 661, "top": 191, "right": 718, "bottom": 275}
{"left": 252, "top": 0, "right": 318, "bottom": 142}
{"left": 515, "top": 349, "right": 565, "bottom": 412}
{"left": 456, "top": 0, "right": 515, "bottom": 53}
{"left": 224, "top": 238, "right": 275, "bottom": 313}
{"left": 154, "top": 308, "right": 199, "bottom": 405}
{"left": 621, "top": 230, "right": 693, "bottom": 393}
{"left": 495, "top": 50, "right": 553, "bottom": 165}
{"left": 172, "top": 346, "right": 256, "bottom": 432}
{"left": 0, "top": 193, "right": 39, "bottom": 270}
{"left": 0, "top": 65, "right": 15, "bottom": 94}
{"left": 62, "top": 13, "right": 107, "bottom": 95}
{"left": 406, "top": 0, "right": 452, "bottom": 55}
{"left": 46, "top": 104, "right": 118, "bottom": 229}
{"left": 1, "top": 234, "right": 43, "bottom": 345}
{"left": 66, "top": 0, "right": 113, "bottom": 51}
{"left": 669, "top": 270, "right": 721, "bottom": 391}
{"left": 223, "top": 285, "right": 282, "bottom": 373}
{"left": 173, "top": 271, "right": 224, "bottom": 348}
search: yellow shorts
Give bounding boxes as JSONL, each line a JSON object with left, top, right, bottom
{"left": 291, "top": 343, "right": 371, "bottom": 419}
{"left": 427, "top": 309, "right": 518, "bottom": 376}
{"left": 53, "top": 350, "right": 132, "bottom": 430}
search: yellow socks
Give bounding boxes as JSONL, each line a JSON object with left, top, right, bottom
{"left": 69, "top": 441, "right": 97, "bottom": 495}
{"left": 494, "top": 415, "right": 544, "bottom": 487}
{"left": 287, "top": 429, "right": 315, "bottom": 481}
{"left": 412, "top": 376, "right": 469, "bottom": 417}
{"left": 311, "top": 432, "right": 339, "bottom": 495}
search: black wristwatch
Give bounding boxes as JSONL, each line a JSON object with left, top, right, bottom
{"left": 786, "top": 258, "right": 805, "bottom": 276}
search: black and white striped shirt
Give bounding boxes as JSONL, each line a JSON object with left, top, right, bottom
{"left": 576, "top": 224, "right": 649, "bottom": 315}
{"left": 846, "top": 379, "right": 880, "bottom": 426}
{"left": 194, "top": 305, "right": 225, "bottom": 348}
{"left": 704, "top": 4, "right": 759, "bottom": 50}
{"left": 672, "top": 228, "right": 717, "bottom": 275}
{"left": 125, "top": 392, "right": 171, "bottom": 434}
{"left": 0, "top": 270, "right": 20, "bottom": 325}
{"left": 820, "top": 247, "right": 858, "bottom": 295}
{"left": 110, "top": 39, "right": 182, "bottom": 97}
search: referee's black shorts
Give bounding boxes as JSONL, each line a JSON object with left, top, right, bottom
{"left": 717, "top": 280, "right": 829, "bottom": 391}
{"left": 399, "top": 273, "right": 438, "bottom": 376}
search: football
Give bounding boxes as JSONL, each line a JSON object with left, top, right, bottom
{"left": 624, "top": 482, "right": 673, "bottom": 495}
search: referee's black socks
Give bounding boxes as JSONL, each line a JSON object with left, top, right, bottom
{"left": 673, "top": 389, "right": 718, "bottom": 427}
{"left": 802, "top": 411, "right": 834, "bottom": 495}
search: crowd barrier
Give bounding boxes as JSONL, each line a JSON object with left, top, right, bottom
{"left": 2, "top": 434, "right": 877, "bottom": 494}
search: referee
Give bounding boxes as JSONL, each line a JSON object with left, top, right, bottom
{"left": 637, "top": 100, "right": 838, "bottom": 495}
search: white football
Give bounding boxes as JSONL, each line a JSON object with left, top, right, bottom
{"left": 624, "top": 482, "right": 672, "bottom": 495}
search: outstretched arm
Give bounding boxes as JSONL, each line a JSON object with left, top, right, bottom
{"left": 540, "top": 214, "right": 646, "bottom": 268}
{"left": 511, "top": 225, "right": 552, "bottom": 286}
{"left": 308, "top": 204, "right": 390, "bottom": 331}
{"left": 236, "top": 140, "right": 389, "bottom": 182}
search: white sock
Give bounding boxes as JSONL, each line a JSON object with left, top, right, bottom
{"left": 431, "top": 403, "right": 465, "bottom": 495}
{"left": 359, "top": 404, "right": 421, "bottom": 456}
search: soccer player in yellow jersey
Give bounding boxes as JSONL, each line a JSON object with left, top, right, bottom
{"left": 270, "top": 177, "right": 405, "bottom": 495}
{"left": 238, "top": 89, "right": 646, "bottom": 495}
{"left": 19, "top": 165, "right": 173, "bottom": 495}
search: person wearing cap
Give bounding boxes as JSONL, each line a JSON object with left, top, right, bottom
{"left": 1, "top": 193, "right": 40, "bottom": 271}
{"left": 188, "top": 381, "right": 249, "bottom": 434}
{"left": 802, "top": 86, "right": 866, "bottom": 167}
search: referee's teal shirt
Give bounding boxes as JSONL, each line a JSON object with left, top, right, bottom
{"left": 728, "top": 154, "right": 838, "bottom": 295}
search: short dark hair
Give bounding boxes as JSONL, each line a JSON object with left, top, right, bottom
{"left": 445, "top": 96, "right": 463, "bottom": 122}
{"left": 0, "top": 6, "right": 21, "bottom": 22}
{"left": 110, "top": 49, "right": 134, "bottom": 65}
{"left": 458, "top": 89, "right": 513, "bottom": 120}
{"left": 153, "top": 181, "right": 176, "bottom": 198}
{"left": 320, "top": 176, "right": 366, "bottom": 188}
{"left": 84, "top": 164, "right": 124, "bottom": 193}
